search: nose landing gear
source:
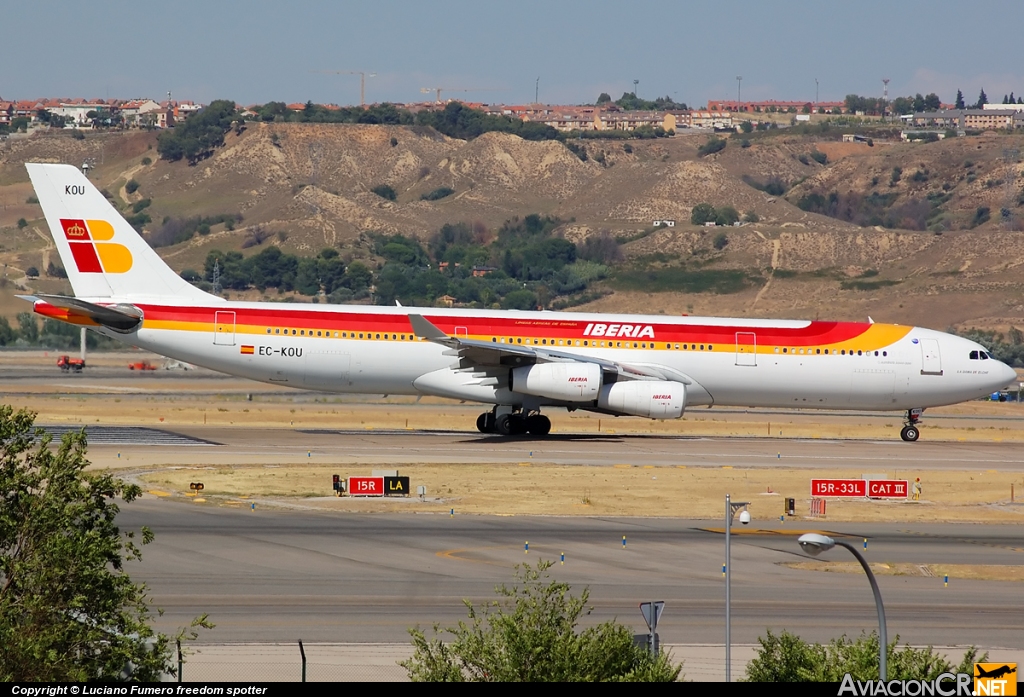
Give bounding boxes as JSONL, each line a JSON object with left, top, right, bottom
{"left": 900, "top": 408, "right": 923, "bottom": 442}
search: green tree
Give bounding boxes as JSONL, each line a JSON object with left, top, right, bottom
{"left": 17, "top": 218, "right": 27, "bottom": 229}
{"left": 690, "top": 202, "right": 717, "bottom": 225}
{"left": 975, "top": 88, "right": 989, "bottom": 109}
{"left": 924, "top": 93, "right": 942, "bottom": 111}
{"left": 739, "top": 120, "right": 753, "bottom": 133}
{"left": 157, "top": 99, "right": 237, "bottom": 164}
{"left": 0, "top": 406, "right": 211, "bottom": 680}
{"left": 955, "top": 89, "right": 965, "bottom": 109}
{"left": 0, "top": 317, "right": 16, "bottom": 346}
{"left": 403, "top": 561, "right": 681, "bottom": 682}
{"left": 745, "top": 630, "right": 985, "bottom": 682}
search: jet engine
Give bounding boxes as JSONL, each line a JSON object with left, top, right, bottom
{"left": 510, "top": 362, "right": 601, "bottom": 402}
{"left": 597, "top": 380, "right": 686, "bottom": 419}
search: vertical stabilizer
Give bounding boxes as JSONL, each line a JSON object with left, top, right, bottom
{"left": 25, "top": 163, "right": 219, "bottom": 301}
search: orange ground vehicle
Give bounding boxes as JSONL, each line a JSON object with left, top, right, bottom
{"left": 128, "top": 360, "right": 157, "bottom": 370}
{"left": 57, "top": 355, "right": 85, "bottom": 372}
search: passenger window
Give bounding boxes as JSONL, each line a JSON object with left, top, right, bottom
{"left": 359, "top": 333, "right": 364, "bottom": 339}
{"left": 816, "top": 349, "right": 821, "bottom": 354}
{"left": 857, "top": 350, "right": 862, "bottom": 356}
{"left": 700, "top": 344, "right": 705, "bottom": 351}
{"left": 783, "top": 348, "right": 788, "bottom": 353}
{"left": 841, "top": 350, "right": 846, "bottom": 355}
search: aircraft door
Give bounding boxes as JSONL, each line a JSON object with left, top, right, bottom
{"left": 920, "top": 338, "right": 942, "bottom": 375}
{"left": 735, "top": 332, "right": 757, "bottom": 366}
{"left": 213, "top": 311, "right": 236, "bottom": 346}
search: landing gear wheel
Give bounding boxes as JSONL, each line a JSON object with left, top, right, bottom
{"left": 526, "top": 414, "right": 551, "bottom": 436}
{"left": 900, "top": 425, "right": 920, "bottom": 442}
{"left": 509, "top": 415, "right": 529, "bottom": 435}
{"left": 476, "top": 413, "right": 494, "bottom": 433}
{"left": 495, "top": 414, "right": 514, "bottom": 436}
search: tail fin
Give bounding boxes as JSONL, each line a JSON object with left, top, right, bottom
{"left": 25, "top": 163, "right": 219, "bottom": 302}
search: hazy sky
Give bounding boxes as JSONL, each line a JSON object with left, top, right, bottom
{"left": 4, "top": 1, "right": 1022, "bottom": 107}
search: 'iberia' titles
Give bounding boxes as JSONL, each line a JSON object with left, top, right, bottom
{"left": 583, "top": 323, "right": 655, "bottom": 339}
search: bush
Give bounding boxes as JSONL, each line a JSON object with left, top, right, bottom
{"left": 141, "top": 156, "right": 152, "bottom": 165}
{"left": 70, "top": 130, "right": 85, "bottom": 140}
{"left": 809, "top": 150, "right": 827, "bottom": 165}
{"left": 971, "top": 206, "right": 991, "bottom": 228}
{"left": 743, "top": 211, "right": 760, "bottom": 223}
{"left": 402, "top": 561, "right": 681, "bottom": 682}
{"left": 745, "top": 629, "right": 985, "bottom": 682}
{"left": 697, "top": 137, "right": 726, "bottom": 157}
{"left": 25, "top": 266, "right": 39, "bottom": 278}
{"left": 371, "top": 184, "right": 397, "bottom": 201}
{"left": 125, "top": 179, "right": 140, "bottom": 195}
{"left": 421, "top": 186, "right": 454, "bottom": 201}
{"left": 17, "top": 218, "right": 27, "bottom": 229}
{"left": 740, "top": 139, "right": 751, "bottom": 149}
{"left": 715, "top": 206, "right": 740, "bottom": 227}
{"left": 390, "top": 137, "right": 398, "bottom": 147}
{"left": 798, "top": 154, "right": 810, "bottom": 165}
{"left": 713, "top": 232, "right": 729, "bottom": 250}
{"left": 890, "top": 167, "right": 902, "bottom": 185}
{"left": 26, "top": 196, "right": 38, "bottom": 204}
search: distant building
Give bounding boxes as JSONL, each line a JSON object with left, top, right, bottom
{"left": 910, "top": 109, "right": 1024, "bottom": 131}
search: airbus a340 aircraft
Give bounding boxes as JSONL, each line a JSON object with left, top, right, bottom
{"left": 20, "top": 163, "right": 1016, "bottom": 441}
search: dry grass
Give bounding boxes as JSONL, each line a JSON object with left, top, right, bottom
{"left": 784, "top": 561, "right": 1024, "bottom": 582}
{"left": 138, "top": 463, "right": 1024, "bottom": 522}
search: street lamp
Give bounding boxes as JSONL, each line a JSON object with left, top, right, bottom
{"left": 724, "top": 494, "right": 750, "bottom": 682}
{"left": 797, "top": 533, "right": 888, "bottom": 680}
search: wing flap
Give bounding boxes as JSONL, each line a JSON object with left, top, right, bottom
{"left": 407, "top": 313, "right": 690, "bottom": 384}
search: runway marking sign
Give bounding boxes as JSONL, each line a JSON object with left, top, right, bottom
{"left": 348, "top": 476, "right": 384, "bottom": 496}
{"left": 867, "top": 480, "right": 909, "bottom": 498}
{"left": 811, "top": 479, "right": 909, "bottom": 499}
{"left": 811, "top": 479, "right": 866, "bottom": 497}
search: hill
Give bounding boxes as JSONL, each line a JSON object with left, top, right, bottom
{"left": 1, "top": 122, "right": 1023, "bottom": 337}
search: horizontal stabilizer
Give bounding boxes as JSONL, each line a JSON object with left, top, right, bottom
{"left": 20, "top": 294, "right": 143, "bottom": 333}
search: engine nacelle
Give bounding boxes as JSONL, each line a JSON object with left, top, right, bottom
{"left": 510, "top": 362, "right": 601, "bottom": 402}
{"left": 598, "top": 381, "right": 686, "bottom": 419}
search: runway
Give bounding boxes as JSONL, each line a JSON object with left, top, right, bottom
{"left": 75, "top": 424, "right": 1024, "bottom": 472}
{"left": 124, "top": 497, "right": 1024, "bottom": 652}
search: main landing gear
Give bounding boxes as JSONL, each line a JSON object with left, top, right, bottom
{"left": 476, "top": 408, "right": 551, "bottom": 436}
{"left": 900, "top": 408, "right": 923, "bottom": 442}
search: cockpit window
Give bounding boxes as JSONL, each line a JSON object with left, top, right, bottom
{"left": 970, "top": 350, "right": 979, "bottom": 360}
{"left": 981, "top": 351, "right": 989, "bottom": 360}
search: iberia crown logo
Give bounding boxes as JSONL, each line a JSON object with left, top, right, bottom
{"left": 59, "top": 219, "right": 133, "bottom": 274}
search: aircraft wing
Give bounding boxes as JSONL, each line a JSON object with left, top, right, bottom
{"left": 408, "top": 314, "right": 690, "bottom": 384}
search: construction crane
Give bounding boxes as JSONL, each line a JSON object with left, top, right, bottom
{"left": 313, "top": 70, "right": 376, "bottom": 107}
{"left": 420, "top": 87, "right": 501, "bottom": 104}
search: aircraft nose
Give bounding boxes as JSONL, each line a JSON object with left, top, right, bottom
{"left": 999, "top": 361, "right": 1018, "bottom": 388}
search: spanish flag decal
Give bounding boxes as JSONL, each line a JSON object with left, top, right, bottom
{"left": 240, "top": 345, "right": 254, "bottom": 355}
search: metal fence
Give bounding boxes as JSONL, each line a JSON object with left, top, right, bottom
{"left": 172, "top": 642, "right": 760, "bottom": 682}
{"left": 176, "top": 643, "right": 412, "bottom": 682}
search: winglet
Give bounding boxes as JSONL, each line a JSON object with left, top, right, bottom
{"left": 408, "top": 314, "right": 450, "bottom": 341}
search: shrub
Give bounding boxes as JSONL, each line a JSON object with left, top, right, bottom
{"left": 26, "top": 266, "right": 39, "bottom": 278}
{"left": 809, "top": 150, "right": 827, "bottom": 165}
{"left": 890, "top": 167, "right": 902, "bottom": 185}
{"left": 70, "top": 130, "right": 85, "bottom": 140}
{"left": 798, "top": 154, "right": 810, "bottom": 165}
{"left": 743, "top": 211, "right": 760, "bottom": 223}
{"left": 697, "top": 137, "right": 726, "bottom": 157}
{"left": 390, "top": 137, "right": 398, "bottom": 147}
{"left": 26, "top": 196, "right": 38, "bottom": 204}
{"left": 371, "top": 184, "right": 397, "bottom": 201}
{"left": 713, "top": 232, "right": 729, "bottom": 250}
{"left": 421, "top": 186, "right": 454, "bottom": 201}
{"left": 971, "top": 206, "right": 991, "bottom": 228}
{"left": 141, "top": 156, "right": 152, "bottom": 165}
{"left": 17, "top": 218, "right": 27, "bottom": 229}
{"left": 125, "top": 179, "right": 140, "bottom": 195}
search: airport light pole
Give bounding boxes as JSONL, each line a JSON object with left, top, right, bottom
{"left": 724, "top": 494, "right": 749, "bottom": 682}
{"left": 798, "top": 533, "right": 887, "bottom": 680}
